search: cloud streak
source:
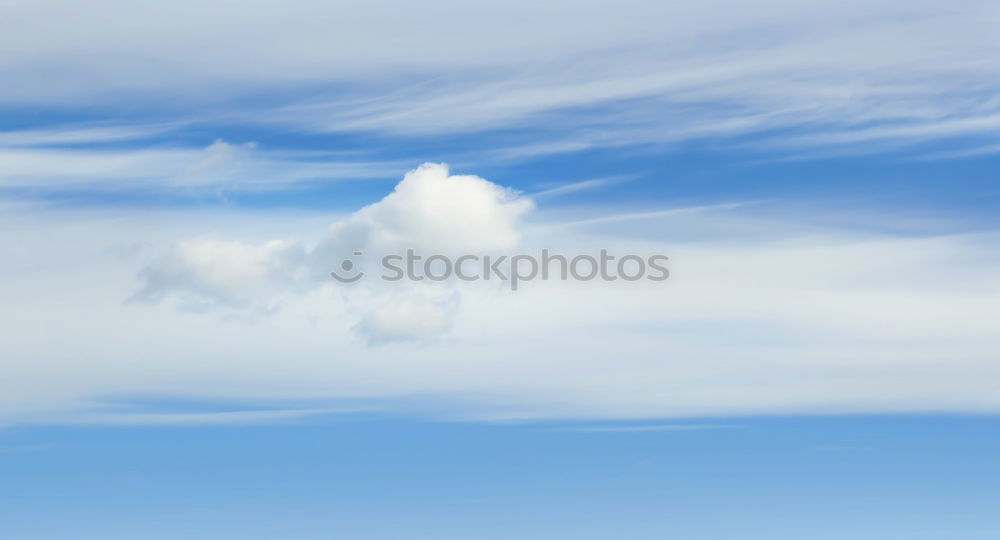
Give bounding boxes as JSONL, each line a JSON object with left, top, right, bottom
{"left": 2, "top": 1, "right": 998, "bottom": 158}
{"left": 0, "top": 137, "right": 410, "bottom": 192}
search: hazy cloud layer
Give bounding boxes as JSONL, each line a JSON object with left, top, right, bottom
{"left": 1, "top": 166, "right": 999, "bottom": 425}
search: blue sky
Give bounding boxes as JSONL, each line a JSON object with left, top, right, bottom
{"left": 3, "top": 415, "right": 1000, "bottom": 539}
{"left": 2, "top": 1, "right": 1000, "bottom": 537}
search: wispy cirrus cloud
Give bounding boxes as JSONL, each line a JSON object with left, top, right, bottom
{"left": 563, "top": 424, "right": 737, "bottom": 433}
{"left": 0, "top": 123, "right": 179, "bottom": 147}
{"left": 2, "top": 1, "right": 998, "bottom": 158}
{"left": 0, "top": 137, "right": 410, "bottom": 192}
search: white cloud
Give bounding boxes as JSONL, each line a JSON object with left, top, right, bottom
{"left": 313, "top": 162, "right": 533, "bottom": 257}
{"left": 135, "top": 163, "right": 533, "bottom": 340}
{"left": 134, "top": 237, "right": 307, "bottom": 310}
{"left": 352, "top": 288, "right": 460, "bottom": 345}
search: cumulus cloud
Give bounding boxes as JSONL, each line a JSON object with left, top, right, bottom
{"left": 351, "top": 288, "right": 461, "bottom": 345}
{"left": 135, "top": 163, "right": 533, "bottom": 340}
{"left": 134, "top": 237, "right": 307, "bottom": 311}
{"left": 310, "top": 162, "right": 532, "bottom": 267}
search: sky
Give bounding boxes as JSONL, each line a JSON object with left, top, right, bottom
{"left": 1, "top": 1, "right": 1000, "bottom": 538}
